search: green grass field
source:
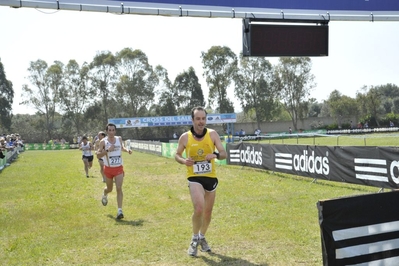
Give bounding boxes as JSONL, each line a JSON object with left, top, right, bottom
{"left": 0, "top": 146, "right": 379, "bottom": 265}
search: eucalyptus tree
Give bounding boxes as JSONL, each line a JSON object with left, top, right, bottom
{"left": 59, "top": 60, "right": 91, "bottom": 135}
{"left": 393, "top": 98, "right": 399, "bottom": 114}
{"left": 115, "top": 48, "right": 158, "bottom": 117}
{"left": 10, "top": 114, "right": 48, "bottom": 142}
{"left": 320, "top": 101, "right": 331, "bottom": 118}
{"left": 274, "top": 57, "right": 315, "bottom": 130}
{"left": 234, "top": 53, "right": 278, "bottom": 129}
{"left": 155, "top": 65, "right": 173, "bottom": 112}
{"left": 378, "top": 83, "right": 399, "bottom": 99}
{"left": 89, "top": 51, "right": 118, "bottom": 125}
{"left": 21, "top": 59, "right": 64, "bottom": 140}
{"left": 382, "top": 99, "right": 393, "bottom": 114}
{"left": 307, "top": 98, "right": 322, "bottom": 117}
{"left": 84, "top": 103, "right": 104, "bottom": 131}
{"left": 356, "top": 86, "right": 384, "bottom": 127}
{"left": 153, "top": 65, "right": 177, "bottom": 138}
{"left": 201, "top": 46, "right": 237, "bottom": 113}
{"left": 326, "top": 90, "right": 358, "bottom": 128}
{"left": 173, "top": 66, "right": 205, "bottom": 115}
{"left": 375, "top": 83, "right": 399, "bottom": 114}
{"left": 0, "top": 59, "right": 13, "bottom": 131}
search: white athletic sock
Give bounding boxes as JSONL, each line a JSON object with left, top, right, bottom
{"left": 199, "top": 233, "right": 205, "bottom": 239}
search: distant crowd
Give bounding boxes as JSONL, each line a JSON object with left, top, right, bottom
{"left": 0, "top": 133, "right": 24, "bottom": 170}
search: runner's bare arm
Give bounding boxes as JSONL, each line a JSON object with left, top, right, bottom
{"left": 96, "top": 139, "right": 107, "bottom": 159}
{"left": 120, "top": 137, "right": 132, "bottom": 154}
{"left": 175, "top": 133, "right": 193, "bottom": 166}
{"left": 211, "top": 131, "right": 227, "bottom": 160}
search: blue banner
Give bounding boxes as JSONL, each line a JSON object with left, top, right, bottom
{"left": 116, "top": 0, "right": 399, "bottom": 11}
{"left": 108, "top": 113, "right": 236, "bottom": 128}
{"left": 2, "top": 0, "right": 399, "bottom": 21}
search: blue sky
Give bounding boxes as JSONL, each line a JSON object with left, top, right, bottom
{"left": 1, "top": 6, "right": 399, "bottom": 114}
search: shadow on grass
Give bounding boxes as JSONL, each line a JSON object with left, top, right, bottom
{"left": 201, "top": 252, "right": 268, "bottom": 266}
{"left": 106, "top": 214, "right": 145, "bottom": 226}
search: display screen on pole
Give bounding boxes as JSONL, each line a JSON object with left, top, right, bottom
{"left": 244, "top": 23, "right": 329, "bottom": 57}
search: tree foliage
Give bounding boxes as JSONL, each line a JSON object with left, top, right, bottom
{"left": 115, "top": 48, "right": 158, "bottom": 117}
{"left": 274, "top": 57, "right": 315, "bottom": 130}
{"left": 0, "top": 59, "right": 13, "bottom": 131}
{"left": 326, "top": 90, "right": 358, "bottom": 127}
{"left": 356, "top": 86, "right": 384, "bottom": 127}
{"left": 234, "top": 53, "right": 278, "bottom": 129}
{"left": 89, "top": 51, "right": 118, "bottom": 125}
{"left": 11, "top": 46, "right": 399, "bottom": 142}
{"left": 173, "top": 66, "right": 205, "bottom": 115}
{"left": 201, "top": 46, "right": 237, "bottom": 113}
{"left": 21, "top": 59, "right": 62, "bottom": 140}
{"left": 59, "top": 60, "right": 91, "bottom": 135}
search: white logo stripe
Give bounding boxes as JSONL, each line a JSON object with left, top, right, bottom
{"left": 354, "top": 158, "right": 387, "bottom": 165}
{"left": 354, "top": 166, "right": 387, "bottom": 174}
{"left": 229, "top": 150, "right": 240, "bottom": 162}
{"left": 355, "top": 174, "right": 389, "bottom": 182}
{"left": 333, "top": 221, "right": 399, "bottom": 241}
{"left": 350, "top": 256, "right": 399, "bottom": 266}
{"left": 275, "top": 158, "right": 292, "bottom": 164}
{"left": 275, "top": 164, "right": 293, "bottom": 170}
{"left": 336, "top": 239, "right": 399, "bottom": 259}
{"left": 275, "top": 152, "right": 292, "bottom": 170}
{"left": 275, "top": 153, "right": 292, "bottom": 158}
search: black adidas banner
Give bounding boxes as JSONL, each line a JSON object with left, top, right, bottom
{"left": 317, "top": 191, "right": 399, "bottom": 265}
{"left": 226, "top": 143, "right": 399, "bottom": 189}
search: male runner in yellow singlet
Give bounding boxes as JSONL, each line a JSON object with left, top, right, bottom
{"left": 175, "top": 106, "right": 227, "bottom": 256}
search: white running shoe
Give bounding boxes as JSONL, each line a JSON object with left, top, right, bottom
{"left": 101, "top": 195, "right": 108, "bottom": 206}
{"left": 116, "top": 209, "right": 124, "bottom": 219}
{"left": 199, "top": 238, "right": 211, "bottom": 252}
{"left": 188, "top": 239, "right": 199, "bottom": 256}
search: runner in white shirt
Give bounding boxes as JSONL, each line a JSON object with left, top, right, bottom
{"left": 94, "top": 131, "right": 107, "bottom": 182}
{"left": 96, "top": 123, "right": 132, "bottom": 220}
{"left": 79, "top": 136, "right": 93, "bottom": 178}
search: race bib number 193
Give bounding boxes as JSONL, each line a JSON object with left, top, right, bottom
{"left": 193, "top": 161, "right": 212, "bottom": 174}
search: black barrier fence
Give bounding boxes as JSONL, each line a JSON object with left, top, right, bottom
{"left": 317, "top": 191, "right": 399, "bottom": 265}
{"left": 226, "top": 143, "right": 399, "bottom": 190}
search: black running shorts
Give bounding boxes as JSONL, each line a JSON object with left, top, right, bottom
{"left": 188, "top": 176, "right": 218, "bottom": 192}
